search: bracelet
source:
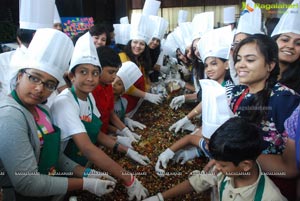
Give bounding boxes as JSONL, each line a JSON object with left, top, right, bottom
{"left": 124, "top": 174, "right": 134, "bottom": 187}
{"left": 83, "top": 168, "right": 91, "bottom": 177}
{"left": 193, "top": 109, "right": 198, "bottom": 115}
{"left": 113, "top": 142, "right": 120, "bottom": 154}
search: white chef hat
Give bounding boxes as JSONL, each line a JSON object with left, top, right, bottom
{"left": 53, "top": 4, "right": 61, "bottom": 24}
{"left": 191, "top": 12, "right": 214, "bottom": 40}
{"left": 20, "top": 0, "right": 55, "bottom": 30}
{"left": 120, "top": 16, "right": 129, "bottom": 24}
{"left": 117, "top": 61, "right": 142, "bottom": 91}
{"left": 11, "top": 28, "right": 73, "bottom": 84}
{"left": 130, "top": 13, "right": 152, "bottom": 43}
{"left": 142, "top": 0, "right": 161, "bottom": 16}
{"left": 178, "top": 10, "right": 188, "bottom": 25}
{"left": 198, "top": 25, "right": 234, "bottom": 62}
{"left": 223, "top": 6, "right": 236, "bottom": 24}
{"left": 69, "top": 32, "right": 101, "bottom": 71}
{"left": 171, "top": 27, "right": 185, "bottom": 54}
{"left": 113, "top": 24, "right": 131, "bottom": 45}
{"left": 236, "top": 0, "right": 264, "bottom": 35}
{"left": 162, "top": 31, "right": 179, "bottom": 58}
{"left": 200, "top": 79, "right": 234, "bottom": 139}
{"left": 178, "top": 22, "right": 193, "bottom": 49}
{"left": 149, "top": 15, "right": 169, "bottom": 40}
{"left": 271, "top": 0, "right": 300, "bottom": 37}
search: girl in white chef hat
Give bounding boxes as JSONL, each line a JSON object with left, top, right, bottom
{"left": 0, "top": 28, "right": 115, "bottom": 201}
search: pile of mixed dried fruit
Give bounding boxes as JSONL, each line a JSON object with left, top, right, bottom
{"left": 66, "top": 96, "right": 211, "bottom": 201}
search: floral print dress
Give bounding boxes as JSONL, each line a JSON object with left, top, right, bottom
{"left": 230, "top": 83, "right": 300, "bottom": 154}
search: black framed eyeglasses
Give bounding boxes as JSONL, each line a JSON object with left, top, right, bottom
{"left": 23, "top": 71, "right": 58, "bottom": 92}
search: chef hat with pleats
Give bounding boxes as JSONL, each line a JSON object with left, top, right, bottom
{"left": 120, "top": 16, "right": 129, "bottom": 24}
{"left": 172, "top": 25, "right": 189, "bottom": 54}
{"left": 236, "top": 0, "right": 264, "bottom": 35}
{"left": 130, "top": 13, "right": 152, "bottom": 43}
{"left": 9, "top": 28, "right": 74, "bottom": 90}
{"left": 142, "top": 0, "right": 161, "bottom": 16}
{"left": 69, "top": 31, "right": 101, "bottom": 71}
{"left": 53, "top": 4, "right": 61, "bottom": 24}
{"left": 178, "top": 10, "right": 188, "bottom": 25}
{"left": 223, "top": 6, "right": 236, "bottom": 24}
{"left": 191, "top": 12, "right": 214, "bottom": 40}
{"left": 117, "top": 61, "right": 142, "bottom": 91}
{"left": 20, "top": 0, "right": 55, "bottom": 30}
{"left": 200, "top": 79, "right": 234, "bottom": 139}
{"left": 271, "top": 0, "right": 300, "bottom": 36}
{"left": 149, "top": 15, "right": 169, "bottom": 40}
{"left": 114, "top": 24, "right": 131, "bottom": 45}
{"left": 178, "top": 22, "right": 192, "bottom": 49}
{"left": 162, "top": 31, "right": 179, "bottom": 58}
{"left": 198, "top": 25, "right": 234, "bottom": 62}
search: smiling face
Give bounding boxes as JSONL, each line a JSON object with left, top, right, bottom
{"left": 276, "top": 32, "right": 300, "bottom": 64}
{"left": 70, "top": 64, "right": 100, "bottom": 99}
{"left": 235, "top": 42, "right": 274, "bottom": 93}
{"left": 204, "top": 57, "right": 228, "bottom": 84}
{"left": 92, "top": 33, "right": 107, "bottom": 48}
{"left": 148, "top": 37, "right": 160, "bottom": 50}
{"left": 131, "top": 39, "right": 146, "bottom": 56}
{"left": 16, "top": 69, "right": 58, "bottom": 108}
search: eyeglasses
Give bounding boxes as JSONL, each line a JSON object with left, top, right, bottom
{"left": 23, "top": 71, "right": 58, "bottom": 92}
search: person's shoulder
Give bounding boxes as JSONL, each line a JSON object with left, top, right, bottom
{"left": 263, "top": 175, "right": 288, "bottom": 200}
{"left": 272, "top": 83, "right": 299, "bottom": 97}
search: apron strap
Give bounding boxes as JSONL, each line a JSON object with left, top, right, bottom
{"left": 233, "top": 88, "right": 249, "bottom": 113}
{"left": 219, "top": 174, "right": 265, "bottom": 201}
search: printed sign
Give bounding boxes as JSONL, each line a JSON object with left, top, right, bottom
{"left": 61, "top": 17, "right": 94, "bottom": 37}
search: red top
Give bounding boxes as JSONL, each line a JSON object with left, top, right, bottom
{"left": 92, "top": 84, "right": 114, "bottom": 133}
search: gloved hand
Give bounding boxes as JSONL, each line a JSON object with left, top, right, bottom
{"left": 126, "top": 176, "right": 149, "bottom": 200}
{"left": 155, "top": 148, "right": 175, "bottom": 177}
{"left": 126, "top": 149, "right": 150, "bottom": 166}
{"left": 125, "top": 117, "right": 146, "bottom": 131}
{"left": 165, "top": 78, "right": 186, "bottom": 88}
{"left": 82, "top": 177, "right": 115, "bottom": 197}
{"left": 117, "top": 127, "right": 141, "bottom": 142}
{"left": 85, "top": 168, "right": 117, "bottom": 183}
{"left": 142, "top": 193, "right": 164, "bottom": 201}
{"left": 169, "top": 95, "right": 185, "bottom": 110}
{"left": 173, "top": 147, "right": 201, "bottom": 165}
{"left": 117, "top": 136, "right": 134, "bottom": 149}
{"left": 144, "top": 92, "right": 163, "bottom": 105}
{"left": 169, "top": 116, "right": 194, "bottom": 133}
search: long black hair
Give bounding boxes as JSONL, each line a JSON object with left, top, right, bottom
{"left": 123, "top": 40, "right": 152, "bottom": 74}
{"left": 273, "top": 34, "right": 300, "bottom": 93}
{"left": 233, "top": 34, "right": 280, "bottom": 123}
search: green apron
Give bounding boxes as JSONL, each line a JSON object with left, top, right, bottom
{"left": 219, "top": 174, "right": 265, "bottom": 201}
{"left": 11, "top": 90, "right": 60, "bottom": 175}
{"left": 64, "top": 87, "right": 102, "bottom": 166}
{"left": 117, "top": 98, "right": 126, "bottom": 122}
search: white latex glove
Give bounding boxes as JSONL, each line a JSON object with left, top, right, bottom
{"left": 169, "top": 116, "right": 192, "bottom": 133}
{"left": 82, "top": 177, "right": 115, "bottom": 197}
{"left": 144, "top": 92, "right": 163, "bottom": 105}
{"left": 126, "top": 149, "right": 150, "bottom": 166}
{"left": 126, "top": 176, "right": 149, "bottom": 200}
{"left": 173, "top": 147, "right": 200, "bottom": 165}
{"left": 142, "top": 193, "right": 164, "bottom": 201}
{"left": 155, "top": 148, "right": 175, "bottom": 177}
{"left": 86, "top": 169, "right": 117, "bottom": 183}
{"left": 117, "top": 127, "right": 141, "bottom": 142}
{"left": 125, "top": 117, "right": 146, "bottom": 131}
{"left": 117, "top": 136, "right": 134, "bottom": 149}
{"left": 165, "top": 78, "right": 186, "bottom": 88}
{"left": 169, "top": 95, "right": 185, "bottom": 110}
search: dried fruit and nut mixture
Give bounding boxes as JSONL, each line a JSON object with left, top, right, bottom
{"left": 66, "top": 96, "right": 211, "bottom": 201}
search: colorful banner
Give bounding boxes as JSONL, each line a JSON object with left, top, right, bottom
{"left": 61, "top": 17, "right": 94, "bottom": 37}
